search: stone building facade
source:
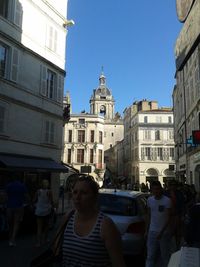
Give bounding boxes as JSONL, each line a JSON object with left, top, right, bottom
{"left": 173, "top": 0, "right": 200, "bottom": 193}
{"left": 63, "top": 73, "right": 124, "bottom": 185}
{"left": 105, "top": 100, "right": 175, "bottom": 186}
{"left": 0, "top": 0, "right": 70, "bottom": 201}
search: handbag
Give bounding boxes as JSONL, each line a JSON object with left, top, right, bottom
{"left": 30, "top": 209, "right": 75, "bottom": 267}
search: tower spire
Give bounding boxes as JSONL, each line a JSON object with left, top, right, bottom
{"left": 99, "top": 66, "right": 106, "bottom": 85}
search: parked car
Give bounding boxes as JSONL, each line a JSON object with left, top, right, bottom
{"left": 98, "top": 188, "right": 148, "bottom": 256}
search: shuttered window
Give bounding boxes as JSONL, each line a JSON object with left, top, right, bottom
{"left": 46, "top": 26, "right": 58, "bottom": 53}
{"left": 44, "top": 120, "right": 55, "bottom": 144}
{"left": 57, "top": 75, "right": 63, "bottom": 103}
{"left": 0, "top": 105, "right": 5, "bottom": 133}
{"left": 11, "top": 48, "right": 19, "bottom": 82}
{"left": 14, "top": 0, "right": 22, "bottom": 27}
{"left": 40, "top": 66, "right": 63, "bottom": 103}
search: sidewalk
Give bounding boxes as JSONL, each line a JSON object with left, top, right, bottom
{"left": 0, "top": 194, "right": 72, "bottom": 267}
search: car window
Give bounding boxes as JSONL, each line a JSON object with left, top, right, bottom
{"left": 98, "top": 194, "right": 137, "bottom": 216}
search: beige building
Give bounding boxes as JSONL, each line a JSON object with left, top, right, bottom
{"left": 106, "top": 100, "right": 175, "bottom": 186}
{"left": 173, "top": 0, "right": 200, "bottom": 193}
{"left": 63, "top": 73, "right": 124, "bottom": 185}
{"left": 0, "top": 0, "right": 71, "bottom": 201}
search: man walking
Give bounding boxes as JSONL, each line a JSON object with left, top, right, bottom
{"left": 145, "top": 181, "right": 172, "bottom": 267}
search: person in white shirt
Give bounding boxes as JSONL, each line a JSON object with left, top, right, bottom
{"left": 145, "top": 180, "right": 172, "bottom": 267}
{"left": 34, "top": 179, "right": 53, "bottom": 247}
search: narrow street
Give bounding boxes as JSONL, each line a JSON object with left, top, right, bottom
{"left": 0, "top": 195, "right": 146, "bottom": 267}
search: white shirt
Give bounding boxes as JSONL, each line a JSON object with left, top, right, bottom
{"left": 35, "top": 189, "right": 52, "bottom": 216}
{"left": 147, "top": 195, "right": 171, "bottom": 233}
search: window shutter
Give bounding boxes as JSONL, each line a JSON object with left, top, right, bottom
{"left": 54, "top": 30, "right": 57, "bottom": 52}
{"left": 11, "top": 48, "right": 19, "bottom": 82}
{"left": 57, "top": 75, "right": 64, "bottom": 103}
{"left": 14, "top": 0, "right": 22, "bottom": 27}
{"left": 160, "top": 130, "right": 163, "bottom": 140}
{"left": 50, "top": 122, "right": 55, "bottom": 143}
{"left": 49, "top": 26, "right": 53, "bottom": 50}
{"left": 40, "top": 65, "right": 47, "bottom": 96}
{"left": 141, "top": 147, "right": 145, "bottom": 160}
{"left": 44, "top": 120, "right": 50, "bottom": 143}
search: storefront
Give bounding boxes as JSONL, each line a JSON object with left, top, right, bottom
{"left": 0, "top": 153, "right": 69, "bottom": 203}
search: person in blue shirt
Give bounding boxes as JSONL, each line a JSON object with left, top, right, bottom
{"left": 5, "top": 173, "right": 28, "bottom": 246}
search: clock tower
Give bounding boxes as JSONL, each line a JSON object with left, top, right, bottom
{"left": 90, "top": 71, "right": 115, "bottom": 121}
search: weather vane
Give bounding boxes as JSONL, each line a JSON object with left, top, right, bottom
{"left": 101, "top": 66, "right": 104, "bottom": 75}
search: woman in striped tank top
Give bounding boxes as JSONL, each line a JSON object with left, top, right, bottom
{"left": 61, "top": 175, "right": 126, "bottom": 267}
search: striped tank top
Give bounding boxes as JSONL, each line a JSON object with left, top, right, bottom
{"left": 62, "top": 211, "right": 111, "bottom": 267}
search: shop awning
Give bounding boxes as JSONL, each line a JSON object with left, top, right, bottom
{"left": 0, "top": 153, "right": 69, "bottom": 173}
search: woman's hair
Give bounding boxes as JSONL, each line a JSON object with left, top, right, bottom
{"left": 72, "top": 175, "right": 99, "bottom": 196}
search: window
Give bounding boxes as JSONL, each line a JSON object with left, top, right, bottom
{"left": 99, "top": 194, "right": 137, "bottom": 216}
{"left": 144, "top": 130, "right": 151, "bottom": 140}
{"left": 98, "top": 149, "right": 103, "bottom": 164}
{"left": 156, "top": 116, "right": 162, "bottom": 123}
{"left": 0, "top": 105, "right": 6, "bottom": 133}
{"left": 78, "top": 130, "right": 85, "bottom": 143}
{"left": 169, "top": 148, "right": 174, "bottom": 159}
{"left": 145, "top": 147, "right": 151, "bottom": 160}
{"left": 47, "top": 69, "right": 56, "bottom": 99}
{"left": 46, "top": 26, "right": 58, "bottom": 52}
{"left": 0, "top": 43, "right": 7, "bottom": 78}
{"left": 155, "top": 130, "right": 160, "bottom": 140}
{"left": 68, "top": 130, "right": 72, "bottom": 143}
{"left": 111, "top": 132, "right": 114, "bottom": 137}
{"left": 90, "top": 149, "right": 94, "bottom": 163}
{"left": 0, "top": 0, "right": 8, "bottom": 18}
{"left": 110, "top": 144, "right": 112, "bottom": 148}
{"left": 44, "top": 120, "right": 55, "bottom": 144}
{"left": 79, "top": 118, "right": 85, "bottom": 124}
{"left": 144, "top": 116, "right": 148, "bottom": 123}
{"left": 99, "top": 131, "right": 103, "bottom": 144}
{"left": 67, "top": 149, "right": 71, "bottom": 163}
{"left": 168, "top": 130, "right": 174, "bottom": 140}
{"left": 77, "top": 149, "right": 84, "bottom": 163}
{"left": 157, "top": 147, "right": 163, "bottom": 160}
{"left": 90, "top": 130, "right": 94, "bottom": 143}
{"left": 168, "top": 116, "right": 172, "bottom": 123}
{"left": 40, "top": 66, "right": 63, "bottom": 103}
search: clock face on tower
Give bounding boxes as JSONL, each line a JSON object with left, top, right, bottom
{"left": 176, "top": 0, "right": 196, "bottom": 22}
{"left": 100, "top": 105, "right": 106, "bottom": 114}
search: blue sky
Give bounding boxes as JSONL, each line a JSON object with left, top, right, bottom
{"left": 65, "top": 0, "right": 182, "bottom": 115}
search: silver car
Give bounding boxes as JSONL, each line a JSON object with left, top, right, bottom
{"left": 98, "top": 189, "right": 148, "bottom": 256}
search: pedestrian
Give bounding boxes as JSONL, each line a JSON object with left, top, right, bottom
{"left": 145, "top": 180, "right": 172, "bottom": 267}
{"left": 184, "top": 202, "right": 200, "bottom": 247}
{"left": 57, "top": 175, "right": 126, "bottom": 267}
{"left": 34, "top": 179, "right": 54, "bottom": 247}
{"left": 165, "top": 180, "right": 185, "bottom": 249}
{"left": 5, "top": 172, "right": 29, "bottom": 246}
